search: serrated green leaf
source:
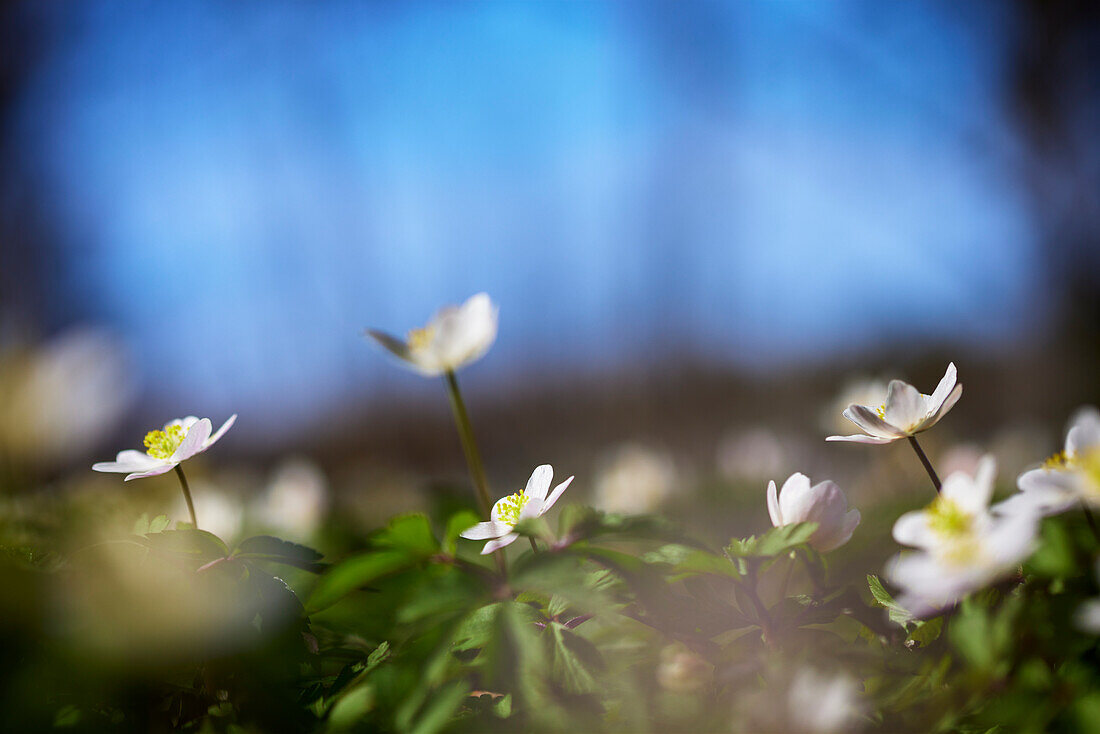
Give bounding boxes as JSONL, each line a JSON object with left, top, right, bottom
{"left": 548, "top": 622, "right": 605, "bottom": 694}
{"left": 867, "top": 574, "right": 914, "bottom": 627}
{"left": 727, "top": 523, "right": 818, "bottom": 559}
{"left": 374, "top": 514, "right": 439, "bottom": 557}
{"left": 408, "top": 680, "right": 471, "bottom": 734}
{"left": 148, "top": 514, "right": 170, "bottom": 534}
{"left": 444, "top": 509, "right": 481, "bottom": 555}
{"left": 906, "top": 616, "right": 943, "bottom": 647}
{"left": 139, "top": 528, "right": 229, "bottom": 561}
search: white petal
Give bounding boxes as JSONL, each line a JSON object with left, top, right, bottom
{"left": 942, "top": 456, "right": 996, "bottom": 515}
{"left": 842, "top": 405, "right": 904, "bottom": 438}
{"left": 172, "top": 418, "right": 211, "bottom": 462}
{"left": 203, "top": 414, "right": 237, "bottom": 449}
{"left": 540, "top": 476, "right": 573, "bottom": 514}
{"left": 93, "top": 449, "right": 163, "bottom": 473}
{"left": 124, "top": 463, "right": 178, "bottom": 481}
{"left": 460, "top": 521, "right": 512, "bottom": 540}
{"left": 480, "top": 533, "right": 518, "bottom": 555}
{"left": 882, "top": 380, "right": 925, "bottom": 431}
{"left": 430, "top": 293, "right": 498, "bottom": 371}
{"left": 892, "top": 511, "right": 935, "bottom": 550}
{"left": 766, "top": 480, "right": 782, "bottom": 526}
{"left": 825, "top": 433, "right": 899, "bottom": 445}
{"left": 924, "top": 363, "right": 957, "bottom": 415}
{"left": 365, "top": 329, "right": 443, "bottom": 376}
{"left": 524, "top": 465, "right": 554, "bottom": 502}
{"left": 1067, "top": 407, "right": 1100, "bottom": 458}
{"left": 777, "top": 473, "right": 815, "bottom": 523}
{"left": 921, "top": 384, "right": 963, "bottom": 430}
{"left": 813, "top": 508, "right": 860, "bottom": 552}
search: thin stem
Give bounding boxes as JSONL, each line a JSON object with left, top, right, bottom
{"left": 444, "top": 371, "right": 493, "bottom": 519}
{"left": 907, "top": 435, "right": 941, "bottom": 493}
{"left": 528, "top": 537, "right": 540, "bottom": 554}
{"left": 174, "top": 465, "right": 198, "bottom": 528}
{"left": 443, "top": 370, "right": 506, "bottom": 577}
{"left": 1083, "top": 502, "right": 1100, "bottom": 545}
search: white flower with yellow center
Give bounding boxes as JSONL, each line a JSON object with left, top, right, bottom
{"left": 887, "top": 456, "right": 1037, "bottom": 615}
{"left": 826, "top": 363, "right": 962, "bottom": 445}
{"left": 766, "top": 472, "right": 861, "bottom": 552}
{"left": 460, "top": 464, "right": 573, "bottom": 554}
{"left": 366, "top": 293, "right": 498, "bottom": 376}
{"left": 999, "top": 407, "right": 1100, "bottom": 518}
{"left": 92, "top": 415, "right": 237, "bottom": 481}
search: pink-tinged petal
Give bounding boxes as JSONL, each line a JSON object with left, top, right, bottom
{"left": 172, "top": 418, "right": 211, "bottom": 462}
{"left": 766, "top": 480, "right": 782, "bottom": 526}
{"left": 124, "top": 463, "right": 178, "bottom": 481}
{"left": 882, "top": 380, "right": 925, "bottom": 431}
{"left": 813, "top": 508, "right": 861, "bottom": 552}
{"left": 1067, "top": 407, "right": 1100, "bottom": 458}
{"left": 825, "top": 433, "right": 898, "bottom": 445}
{"left": 203, "top": 414, "right": 237, "bottom": 450}
{"left": 844, "top": 405, "right": 905, "bottom": 438}
{"left": 460, "top": 521, "right": 512, "bottom": 540}
{"left": 519, "top": 496, "right": 544, "bottom": 522}
{"left": 1017, "top": 467, "right": 1078, "bottom": 494}
{"left": 480, "top": 533, "right": 518, "bottom": 555}
{"left": 776, "top": 473, "right": 814, "bottom": 523}
{"left": 540, "top": 476, "right": 573, "bottom": 513}
{"left": 925, "top": 363, "right": 957, "bottom": 415}
{"left": 524, "top": 465, "right": 554, "bottom": 502}
{"left": 922, "top": 384, "right": 963, "bottom": 429}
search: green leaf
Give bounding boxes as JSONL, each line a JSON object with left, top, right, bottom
{"left": 233, "top": 535, "right": 327, "bottom": 572}
{"left": 906, "top": 616, "right": 943, "bottom": 648}
{"left": 727, "top": 523, "right": 818, "bottom": 559}
{"left": 327, "top": 684, "right": 374, "bottom": 731}
{"left": 408, "top": 680, "right": 472, "bottom": 734}
{"left": 306, "top": 550, "right": 412, "bottom": 613}
{"left": 139, "top": 528, "right": 229, "bottom": 561}
{"left": 549, "top": 622, "right": 605, "bottom": 694}
{"left": 867, "top": 574, "right": 914, "bottom": 627}
{"left": 444, "top": 509, "right": 481, "bottom": 555}
{"left": 148, "top": 514, "right": 170, "bottom": 534}
{"left": 374, "top": 514, "right": 439, "bottom": 557}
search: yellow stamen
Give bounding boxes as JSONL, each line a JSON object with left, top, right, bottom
{"left": 144, "top": 424, "right": 186, "bottom": 460}
{"left": 875, "top": 403, "right": 887, "bottom": 420}
{"left": 407, "top": 325, "right": 435, "bottom": 352}
{"left": 495, "top": 491, "right": 530, "bottom": 526}
{"left": 926, "top": 496, "right": 971, "bottom": 538}
{"left": 1043, "top": 450, "right": 1073, "bottom": 470}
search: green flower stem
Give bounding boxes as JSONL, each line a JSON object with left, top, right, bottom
{"left": 528, "top": 537, "right": 540, "bottom": 554}
{"left": 907, "top": 435, "right": 942, "bottom": 494}
{"left": 444, "top": 370, "right": 494, "bottom": 520}
{"left": 174, "top": 464, "right": 198, "bottom": 529}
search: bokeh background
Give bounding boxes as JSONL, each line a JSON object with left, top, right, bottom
{"left": 2, "top": 0, "right": 1099, "bottom": 537}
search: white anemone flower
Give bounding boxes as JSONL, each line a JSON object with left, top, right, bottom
{"left": 827, "top": 363, "right": 962, "bottom": 445}
{"left": 92, "top": 415, "right": 237, "bottom": 481}
{"left": 999, "top": 407, "right": 1100, "bottom": 518}
{"left": 366, "top": 293, "right": 498, "bottom": 376}
{"left": 767, "top": 473, "right": 861, "bottom": 552}
{"left": 460, "top": 464, "right": 573, "bottom": 554}
{"left": 888, "top": 456, "right": 1036, "bottom": 615}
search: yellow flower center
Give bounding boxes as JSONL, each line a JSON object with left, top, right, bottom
{"left": 1043, "top": 450, "right": 1072, "bottom": 470}
{"left": 407, "top": 325, "right": 435, "bottom": 352}
{"left": 875, "top": 403, "right": 887, "bottom": 420}
{"left": 495, "top": 491, "right": 530, "bottom": 526}
{"left": 926, "top": 496, "right": 972, "bottom": 539}
{"left": 1080, "top": 448, "right": 1100, "bottom": 500}
{"left": 143, "top": 424, "right": 186, "bottom": 460}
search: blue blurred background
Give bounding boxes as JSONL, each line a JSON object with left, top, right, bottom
{"left": 2, "top": 1, "right": 1098, "bottom": 452}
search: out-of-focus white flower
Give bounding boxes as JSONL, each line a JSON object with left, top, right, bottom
{"left": 656, "top": 643, "right": 712, "bottom": 693}
{"left": 366, "top": 293, "right": 498, "bottom": 376}
{"left": 767, "top": 473, "right": 860, "bottom": 552}
{"left": 92, "top": 415, "right": 237, "bottom": 481}
{"left": 1001, "top": 407, "right": 1100, "bottom": 518}
{"left": 0, "top": 328, "right": 132, "bottom": 466}
{"left": 821, "top": 376, "right": 887, "bottom": 436}
{"left": 172, "top": 482, "right": 243, "bottom": 540}
{"left": 254, "top": 458, "right": 329, "bottom": 539}
{"left": 787, "top": 668, "right": 864, "bottom": 733}
{"left": 888, "top": 457, "right": 1036, "bottom": 615}
{"left": 1075, "top": 560, "right": 1100, "bottom": 634}
{"left": 827, "top": 363, "right": 962, "bottom": 445}
{"left": 939, "top": 443, "right": 984, "bottom": 478}
{"left": 592, "top": 444, "right": 677, "bottom": 515}
{"left": 461, "top": 465, "right": 573, "bottom": 554}
{"left": 716, "top": 427, "right": 786, "bottom": 480}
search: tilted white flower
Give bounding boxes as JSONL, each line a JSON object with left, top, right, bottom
{"left": 826, "top": 363, "right": 962, "bottom": 445}
{"left": 92, "top": 415, "right": 237, "bottom": 481}
{"left": 999, "top": 407, "right": 1100, "bottom": 518}
{"left": 366, "top": 293, "right": 498, "bottom": 376}
{"left": 592, "top": 443, "right": 677, "bottom": 515}
{"left": 767, "top": 472, "right": 861, "bottom": 552}
{"left": 887, "top": 456, "right": 1036, "bottom": 615}
{"left": 460, "top": 464, "right": 573, "bottom": 554}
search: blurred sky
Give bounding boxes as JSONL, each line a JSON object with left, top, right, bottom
{"left": 3, "top": 1, "right": 1048, "bottom": 429}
